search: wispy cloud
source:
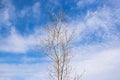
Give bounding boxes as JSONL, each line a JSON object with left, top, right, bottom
{"left": 76, "top": 0, "right": 96, "bottom": 8}
{"left": 71, "top": 6, "right": 120, "bottom": 45}
{"left": 0, "top": 0, "right": 15, "bottom": 27}
{"left": 0, "top": 63, "right": 47, "bottom": 80}
{"left": 19, "top": 2, "right": 41, "bottom": 20}
{"left": 76, "top": 0, "right": 120, "bottom": 8}
{"left": 0, "top": 27, "right": 41, "bottom": 53}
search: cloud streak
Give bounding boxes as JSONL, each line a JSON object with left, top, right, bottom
{"left": 0, "top": 63, "right": 47, "bottom": 80}
{"left": 0, "top": 0, "right": 15, "bottom": 27}
{"left": 0, "top": 27, "right": 42, "bottom": 53}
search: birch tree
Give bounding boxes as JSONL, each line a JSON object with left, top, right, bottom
{"left": 40, "top": 10, "right": 81, "bottom": 80}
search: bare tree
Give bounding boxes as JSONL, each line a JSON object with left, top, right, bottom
{"left": 40, "top": 10, "right": 81, "bottom": 80}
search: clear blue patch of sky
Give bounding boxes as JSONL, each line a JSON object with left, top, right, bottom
{"left": 0, "top": 26, "right": 11, "bottom": 37}
{"left": 12, "top": 0, "right": 38, "bottom": 10}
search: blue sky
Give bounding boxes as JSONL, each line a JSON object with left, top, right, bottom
{"left": 0, "top": 0, "right": 120, "bottom": 80}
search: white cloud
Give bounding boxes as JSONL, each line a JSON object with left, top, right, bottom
{"left": 84, "top": 7, "right": 120, "bottom": 28}
{"left": 0, "top": 63, "right": 48, "bottom": 80}
{"left": 77, "top": 0, "right": 120, "bottom": 8}
{"left": 71, "top": 46, "right": 120, "bottom": 80}
{"left": 70, "top": 6, "right": 120, "bottom": 44}
{"left": 19, "top": 2, "right": 41, "bottom": 19}
{"left": 77, "top": 0, "right": 95, "bottom": 8}
{"left": 32, "top": 2, "right": 40, "bottom": 18}
{"left": 0, "top": 27, "right": 42, "bottom": 53}
{"left": 105, "top": 0, "right": 120, "bottom": 8}
{"left": 0, "top": 0, "right": 15, "bottom": 26}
